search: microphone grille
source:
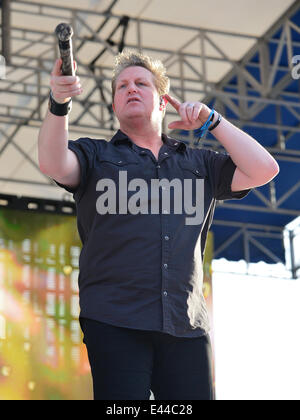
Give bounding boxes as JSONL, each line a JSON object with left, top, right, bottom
{"left": 55, "top": 23, "right": 74, "bottom": 42}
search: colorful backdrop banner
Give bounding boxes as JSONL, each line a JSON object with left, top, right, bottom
{"left": 0, "top": 207, "right": 92, "bottom": 400}
{"left": 0, "top": 207, "right": 214, "bottom": 400}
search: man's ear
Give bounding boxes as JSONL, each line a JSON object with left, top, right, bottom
{"left": 159, "top": 95, "right": 168, "bottom": 111}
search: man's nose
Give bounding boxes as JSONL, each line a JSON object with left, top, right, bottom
{"left": 127, "top": 83, "right": 137, "bottom": 94}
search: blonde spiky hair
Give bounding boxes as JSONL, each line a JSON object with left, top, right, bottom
{"left": 111, "top": 49, "right": 170, "bottom": 101}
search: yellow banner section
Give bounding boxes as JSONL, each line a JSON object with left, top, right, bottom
{"left": 203, "top": 231, "right": 215, "bottom": 391}
{"left": 203, "top": 231, "right": 214, "bottom": 304}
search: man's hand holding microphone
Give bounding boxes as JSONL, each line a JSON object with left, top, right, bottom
{"left": 50, "top": 58, "right": 82, "bottom": 104}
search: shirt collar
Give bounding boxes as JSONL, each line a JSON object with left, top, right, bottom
{"left": 110, "top": 129, "right": 186, "bottom": 153}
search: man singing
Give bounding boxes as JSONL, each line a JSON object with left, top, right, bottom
{"left": 38, "top": 50, "right": 279, "bottom": 400}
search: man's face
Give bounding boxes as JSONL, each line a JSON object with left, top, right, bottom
{"left": 112, "top": 66, "right": 161, "bottom": 125}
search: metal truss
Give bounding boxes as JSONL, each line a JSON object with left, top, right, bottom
{"left": 213, "top": 219, "right": 285, "bottom": 264}
{"left": 193, "top": 0, "right": 300, "bottom": 268}
{"left": 0, "top": 191, "right": 76, "bottom": 214}
{"left": 284, "top": 227, "right": 300, "bottom": 279}
{"left": 0, "top": 0, "right": 300, "bottom": 268}
{"left": 0, "top": 1, "right": 299, "bottom": 137}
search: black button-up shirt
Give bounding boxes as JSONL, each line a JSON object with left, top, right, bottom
{"left": 54, "top": 129, "right": 251, "bottom": 337}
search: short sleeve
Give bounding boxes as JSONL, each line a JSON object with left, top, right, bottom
{"left": 52, "top": 137, "right": 97, "bottom": 200}
{"left": 203, "top": 149, "right": 252, "bottom": 200}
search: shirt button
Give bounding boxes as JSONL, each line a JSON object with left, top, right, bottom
{"left": 164, "top": 152, "right": 168, "bottom": 155}
{"left": 164, "top": 235, "right": 169, "bottom": 241}
{"left": 157, "top": 165, "right": 161, "bottom": 169}
{"left": 174, "top": 142, "right": 178, "bottom": 145}
{"left": 163, "top": 263, "right": 168, "bottom": 269}
{"left": 163, "top": 291, "right": 168, "bottom": 296}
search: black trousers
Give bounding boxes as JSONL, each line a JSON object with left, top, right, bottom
{"left": 80, "top": 317, "right": 214, "bottom": 400}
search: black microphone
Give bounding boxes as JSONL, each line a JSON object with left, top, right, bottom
{"left": 55, "top": 23, "right": 75, "bottom": 76}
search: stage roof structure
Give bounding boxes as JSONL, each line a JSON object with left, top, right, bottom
{"left": 0, "top": 0, "right": 299, "bottom": 271}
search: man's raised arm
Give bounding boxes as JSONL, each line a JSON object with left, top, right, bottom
{"left": 38, "top": 58, "right": 83, "bottom": 189}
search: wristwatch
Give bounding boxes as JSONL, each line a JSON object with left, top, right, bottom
{"left": 48, "top": 90, "right": 72, "bottom": 116}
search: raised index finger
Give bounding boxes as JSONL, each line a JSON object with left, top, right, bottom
{"left": 164, "top": 94, "right": 181, "bottom": 112}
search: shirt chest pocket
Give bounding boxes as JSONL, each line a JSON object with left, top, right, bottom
{"left": 178, "top": 161, "right": 213, "bottom": 206}
{"left": 178, "top": 162, "right": 207, "bottom": 180}
{"left": 96, "top": 156, "right": 141, "bottom": 183}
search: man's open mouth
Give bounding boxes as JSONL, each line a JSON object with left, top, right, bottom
{"left": 127, "top": 98, "right": 140, "bottom": 104}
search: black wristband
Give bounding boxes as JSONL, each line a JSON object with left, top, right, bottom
{"left": 208, "top": 112, "right": 222, "bottom": 131}
{"left": 48, "top": 91, "right": 72, "bottom": 116}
